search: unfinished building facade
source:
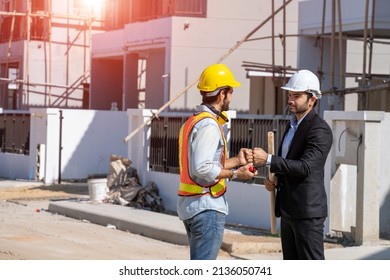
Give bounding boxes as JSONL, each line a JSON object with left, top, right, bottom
{"left": 0, "top": 0, "right": 105, "bottom": 110}
{"left": 90, "top": 0, "right": 299, "bottom": 113}
{"left": 1, "top": 1, "right": 389, "bottom": 114}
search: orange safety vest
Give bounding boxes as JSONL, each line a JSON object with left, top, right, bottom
{"left": 178, "top": 111, "right": 227, "bottom": 197}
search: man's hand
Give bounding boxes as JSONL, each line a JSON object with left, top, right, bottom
{"left": 253, "top": 147, "right": 268, "bottom": 166}
{"left": 264, "top": 177, "right": 277, "bottom": 192}
{"left": 236, "top": 163, "right": 257, "bottom": 180}
{"left": 225, "top": 148, "right": 254, "bottom": 170}
{"left": 237, "top": 148, "right": 253, "bottom": 165}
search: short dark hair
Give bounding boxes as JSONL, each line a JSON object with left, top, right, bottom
{"left": 305, "top": 92, "right": 318, "bottom": 107}
{"left": 201, "top": 93, "right": 219, "bottom": 104}
{"left": 201, "top": 87, "right": 231, "bottom": 104}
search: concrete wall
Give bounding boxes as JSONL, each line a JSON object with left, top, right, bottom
{"left": 0, "top": 153, "right": 30, "bottom": 180}
{"left": 325, "top": 111, "right": 390, "bottom": 243}
{"left": 379, "top": 114, "right": 390, "bottom": 238}
{"left": 0, "top": 109, "right": 128, "bottom": 184}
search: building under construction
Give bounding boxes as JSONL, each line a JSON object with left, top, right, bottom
{"left": 0, "top": 0, "right": 106, "bottom": 110}
{"left": 0, "top": 0, "right": 389, "bottom": 113}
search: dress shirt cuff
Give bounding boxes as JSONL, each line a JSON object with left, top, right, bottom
{"left": 267, "top": 154, "right": 272, "bottom": 165}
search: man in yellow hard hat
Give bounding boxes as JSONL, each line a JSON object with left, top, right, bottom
{"left": 177, "top": 64, "right": 256, "bottom": 260}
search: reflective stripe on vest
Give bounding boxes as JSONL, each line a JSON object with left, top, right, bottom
{"left": 178, "top": 112, "right": 227, "bottom": 198}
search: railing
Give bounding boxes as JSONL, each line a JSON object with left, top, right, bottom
{"left": 104, "top": 0, "right": 207, "bottom": 29}
{"left": 149, "top": 115, "right": 189, "bottom": 174}
{"left": 149, "top": 114, "right": 289, "bottom": 182}
{"left": 0, "top": 112, "right": 30, "bottom": 155}
{"left": 230, "top": 115, "right": 289, "bottom": 182}
{"left": 169, "top": 0, "right": 207, "bottom": 17}
{"left": 132, "top": 0, "right": 207, "bottom": 21}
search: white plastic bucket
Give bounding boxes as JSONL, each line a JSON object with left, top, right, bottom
{"left": 88, "top": 178, "right": 108, "bottom": 202}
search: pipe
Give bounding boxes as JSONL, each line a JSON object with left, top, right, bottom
{"left": 362, "top": 0, "right": 370, "bottom": 85}
{"left": 368, "top": 0, "right": 376, "bottom": 77}
{"left": 330, "top": 0, "right": 335, "bottom": 88}
{"left": 58, "top": 110, "right": 63, "bottom": 184}
{"left": 271, "top": 0, "right": 275, "bottom": 79}
{"left": 337, "top": 0, "right": 344, "bottom": 90}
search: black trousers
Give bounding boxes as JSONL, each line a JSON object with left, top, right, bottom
{"left": 280, "top": 216, "right": 326, "bottom": 260}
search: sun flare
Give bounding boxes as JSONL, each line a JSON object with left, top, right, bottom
{"left": 82, "top": 0, "right": 104, "bottom": 9}
{"left": 81, "top": 0, "right": 105, "bottom": 14}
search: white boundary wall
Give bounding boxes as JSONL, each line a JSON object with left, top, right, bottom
{"left": 0, "top": 108, "right": 129, "bottom": 183}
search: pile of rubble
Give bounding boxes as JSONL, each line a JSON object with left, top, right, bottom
{"left": 104, "top": 155, "right": 164, "bottom": 213}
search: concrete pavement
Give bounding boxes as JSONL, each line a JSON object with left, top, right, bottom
{"left": 2, "top": 179, "right": 390, "bottom": 260}
{"left": 48, "top": 199, "right": 390, "bottom": 260}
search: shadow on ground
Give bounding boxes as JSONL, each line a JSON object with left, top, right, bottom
{"left": 33, "top": 183, "right": 89, "bottom": 196}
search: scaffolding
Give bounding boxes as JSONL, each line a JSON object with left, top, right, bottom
{"left": 1, "top": 0, "right": 389, "bottom": 112}
{"left": 0, "top": 0, "right": 103, "bottom": 109}
{"left": 242, "top": 0, "right": 390, "bottom": 112}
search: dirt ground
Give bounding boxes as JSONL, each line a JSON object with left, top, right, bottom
{"left": 0, "top": 182, "right": 196, "bottom": 260}
{"left": 0, "top": 182, "right": 342, "bottom": 260}
{"left": 0, "top": 182, "right": 89, "bottom": 200}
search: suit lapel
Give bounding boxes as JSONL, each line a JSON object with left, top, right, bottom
{"left": 285, "top": 109, "right": 317, "bottom": 158}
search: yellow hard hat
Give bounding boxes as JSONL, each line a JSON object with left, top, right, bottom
{"left": 197, "top": 64, "right": 240, "bottom": 95}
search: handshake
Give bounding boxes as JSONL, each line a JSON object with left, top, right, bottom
{"left": 230, "top": 147, "right": 269, "bottom": 180}
{"left": 242, "top": 147, "right": 269, "bottom": 166}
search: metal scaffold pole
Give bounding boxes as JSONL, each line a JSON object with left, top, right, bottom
{"left": 25, "top": 0, "right": 31, "bottom": 108}
{"left": 2, "top": 5, "right": 17, "bottom": 108}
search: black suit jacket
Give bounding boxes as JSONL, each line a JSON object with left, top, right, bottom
{"left": 271, "top": 109, "right": 333, "bottom": 219}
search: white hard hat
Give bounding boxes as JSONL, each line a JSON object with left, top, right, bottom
{"left": 281, "top": 69, "right": 322, "bottom": 99}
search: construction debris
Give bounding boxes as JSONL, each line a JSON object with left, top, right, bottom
{"left": 104, "top": 155, "right": 164, "bottom": 213}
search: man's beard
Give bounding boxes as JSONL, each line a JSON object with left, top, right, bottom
{"left": 221, "top": 100, "right": 230, "bottom": 111}
{"left": 289, "top": 101, "right": 310, "bottom": 115}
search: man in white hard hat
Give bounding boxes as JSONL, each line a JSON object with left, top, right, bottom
{"left": 253, "top": 69, "right": 333, "bottom": 260}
